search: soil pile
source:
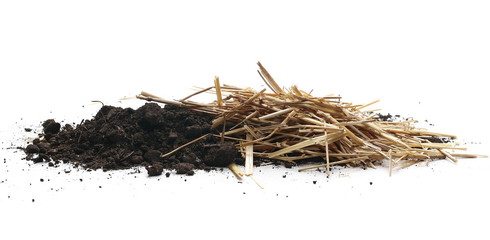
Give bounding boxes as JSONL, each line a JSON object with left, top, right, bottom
{"left": 24, "top": 103, "right": 243, "bottom": 176}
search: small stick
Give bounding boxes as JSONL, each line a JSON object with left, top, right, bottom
{"left": 257, "top": 62, "right": 284, "bottom": 94}
{"left": 364, "top": 121, "right": 410, "bottom": 148}
{"left": 91, "top": 100, "right": 105, "bottom": 106}
{"left": 245, "top": 134, "right": 254, "bottom": 176}
{"left": 221, "top": 118, "right": 226, "bottom": 143}
{"left": 228, "top": 163, "right": 244, "bottom": 180}
{"left": 214, "top": 76, "right": 223, "bottom": 106}
{"left": 140, "top": 91, "right": 162, "bottom": 98}
{"left": 161, "top": 134, "right": 209, "bottom": 158}
{"left": 406, "top": 142, "right": 466, "bottom": 150}
{"left": 298, "top": 156, "right": 370, "bottom": 172}
{"left": 385, "top": 129, "right": 457, "bottom": 139}
{"left": 393, "top": 154, "right": 409, "bottom": 164}
{"left": 136, "top": 95, "right": 184, "bottom": 106}
{"left": 244, "top": 125, "right": 260, "bottom": 140}
{"left": 388, "top": 149, "right": 393, "bottom": 177}
{"left": 250, "top": 175, "right": 264, "bottom": 189}
{"left": 323, "top": 120, "right": 330, "bottom": 176}
{"left": 356, "top": 99, "right": 380, "bottom": 111}
{"left": 258, "top": 107, "right": 294, "bottom": 120}
{"left": 450, "top": 153, "right": 487, "bottom": 158}
{"left": 230, "top": 111, "right": 259, "bottom": 130}
{"left": 335, "top": 120, "right": 376, "bottom": 126}
{"left": 211, "top": 134, "right": 247, "bottom": 142}
{"left": 180, "top": 86, "right": 214, "bottom": 101}
{"left": 258, "top": 70, "right": 277, "bottom": 95}
{"left": 77, "top": 131, "right": 83, "bottom": 143}
{"left": 119, "top": 151, "right": 135, "bottom": 162}
{"left": 374, "top": 149, "right": 394, "bottom": 176}
{"left": 437, "top": 149, "right": 458, "bottom": 163}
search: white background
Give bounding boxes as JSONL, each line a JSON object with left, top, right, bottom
{"left": 1, "top": 1, "right": 489, "bottom": 239}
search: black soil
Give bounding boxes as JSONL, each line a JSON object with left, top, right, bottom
{"left": 23, "top": 103, "right": 243, "bottom": 176}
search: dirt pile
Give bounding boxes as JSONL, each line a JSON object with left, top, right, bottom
{"left": 23, "top": 103, "right": 243, "bottom": 176}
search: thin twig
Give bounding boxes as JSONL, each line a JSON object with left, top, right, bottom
{"left": 161, "top": 134, "right": 209, "bottom": 158}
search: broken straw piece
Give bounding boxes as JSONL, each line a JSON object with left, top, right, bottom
{"left": 245, "top": 134, "right": 254, "bottom": 176}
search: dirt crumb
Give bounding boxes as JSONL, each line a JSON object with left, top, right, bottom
{"left": 146, "top": 163, "right": 164, "bottom": 176}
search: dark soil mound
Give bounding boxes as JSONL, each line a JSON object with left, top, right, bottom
{"left": 23, "top": 103, "right": 243, "bottom": 176}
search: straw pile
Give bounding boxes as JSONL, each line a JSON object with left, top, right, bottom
{"left": 137, "top": 62, "right": 483, "bottom": 176}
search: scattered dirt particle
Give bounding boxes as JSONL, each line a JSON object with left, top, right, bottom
{"left": 146, "top": 163, "right": 164, "bottom": 176}
{"left": 32, "top": 156, "right": 44, "bottom": 163}
{"left": 283, "top": 162, "right": 294, "bottom": 168}
{"left": 376, "top": 113, "right": 394, "bottom": 122}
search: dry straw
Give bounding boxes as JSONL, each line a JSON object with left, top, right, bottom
{"left": 137, "top": 62, "right": 485, "bottom": 176}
